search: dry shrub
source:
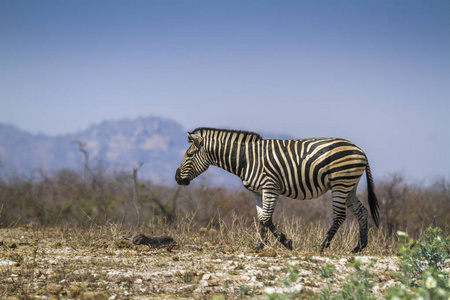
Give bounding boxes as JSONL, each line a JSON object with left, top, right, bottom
{"left": 374, "top": 173, "right": 450, "bottom": 237}
{"left": 0, "top": 169, "right": 448, "bottom": 244}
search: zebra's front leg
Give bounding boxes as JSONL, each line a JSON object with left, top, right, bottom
{"left": 253, "top": 193, "right": 268, "bottom": 250}
{"left": 256, "top": 190, "right": 292, "bottom": 250}
{"left": 254, "top": 223, "right": 268, "bottom": 251}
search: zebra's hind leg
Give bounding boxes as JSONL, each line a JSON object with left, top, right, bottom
{"left": 346, "top": 188, "right": 369, "bottom": 253}
{"left": 320, "top": 191, "right": 347, "bottom": 251}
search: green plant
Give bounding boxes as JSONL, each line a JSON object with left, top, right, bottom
{"left": 264, "top": 264, "right": 302, "bottom": 300}
{"left": 396, "top": 227, "right": 450, "bottom": 287}
{"left": 312, "top": 258, "right": 377, "bottom": 300}
{"left": 182, "top": 272, "right": 194, "bottom": 283}
{"left": 313, "top": 261, "right": 337, "bottom": 300}
{"left": 384, "top": 227, "right": 450, "bottom": 299}
{"left": 283, "top": 264, "right": 299, "bottom": 287}
{"left": 385, "top": 268, "right": 450, "bottom": 300}
{"left": 237, "top": 284, "right": 254, "bottom": 296}
{"left": 318, "top": 261, "right": 337, "bottom": 278}
{"left": 314, "top": 287, "right": 334, "bottom": 300}
{"left": 337, "top": 258, "right": 377, "bottom": 300}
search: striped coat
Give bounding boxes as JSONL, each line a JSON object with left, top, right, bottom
{"left": 175, "top": 128, "right": 379, "bottom": 253}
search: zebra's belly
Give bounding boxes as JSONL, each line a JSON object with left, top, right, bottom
{"left": 280, "top": 177, "right": 332, "bottom": 200}
{"left": 243, "top": 175, "right": 331, "bottom": 199}
{"left": 288, "top": 186, "right": 330, "bottom": 200}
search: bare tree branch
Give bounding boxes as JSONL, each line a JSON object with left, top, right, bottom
{"left": 132, "top": 161, "right": 180, "bottom": 223}
{"left": 73, "top": 139, "right": 90, "bottom": 175}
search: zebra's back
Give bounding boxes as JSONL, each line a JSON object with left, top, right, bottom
{"left": 261, "top": 138, "right": 368, "bottom": 200}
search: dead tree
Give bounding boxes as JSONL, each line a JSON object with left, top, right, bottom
{"left": 133, "top": 161, "right": 144, "bottom": 203}
{"left": 132, "top": 162, "right": 180, "bottom": 223}
{"left": 73, "top": 139, "right": 90, "bottom": 178}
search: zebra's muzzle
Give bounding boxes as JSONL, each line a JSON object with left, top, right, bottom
{"left": 175, "top": 168, "right": 190, "bottom": 186}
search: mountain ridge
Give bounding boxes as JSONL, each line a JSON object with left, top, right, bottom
{"left": 0, "top": 116, "right": 187, "bottom": 184}
{"left": 0, "top": 116, "right": 294, "bottom": 185}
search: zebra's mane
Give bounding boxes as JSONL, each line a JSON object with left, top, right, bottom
{"left": 192, "top": 127, "right": 263, "bottom": 141}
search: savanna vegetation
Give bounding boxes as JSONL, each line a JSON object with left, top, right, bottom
{"left": 1, "top": 164, "right": 448, "bottom": 241}
{"left": 0, "top": 163, "right": 449, "bottom": 299}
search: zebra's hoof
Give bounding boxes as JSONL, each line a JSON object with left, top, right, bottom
{"left": 283, "top": 239, "right": 293, "bottom": 250}
{"left": 320, "top": 241, "right": 331, "bottom": 252}
{"left": 351, "top": 247, "right": 362, "bottom": 253}
{"left": 254, "top": 243, "right": 265, "bottom": 251}
{"left": 351, "top": 244, "right": 367, "bottom": 253}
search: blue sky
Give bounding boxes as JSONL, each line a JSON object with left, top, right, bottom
{"left": 1, "top": 0, "right": 449, "bottom": 181}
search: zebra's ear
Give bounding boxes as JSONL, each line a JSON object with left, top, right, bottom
{"left": 187, "top": 131, "right": 203, "bottom": 149}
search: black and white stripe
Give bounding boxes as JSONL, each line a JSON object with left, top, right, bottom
{"left": 175, "top": 127, "right": 379, "bottom": 253}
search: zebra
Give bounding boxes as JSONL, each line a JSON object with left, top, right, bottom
{"left": 175, "top": 127, "right": 379, "bottom": 253}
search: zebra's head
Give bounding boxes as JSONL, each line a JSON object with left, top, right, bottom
{"left": 175, "top": 131, "right": 211, "bottom": 186}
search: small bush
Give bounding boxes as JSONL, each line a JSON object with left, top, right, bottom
{"left": 313, "top": 259, "right": 377, "bottom": 300}
{"left": 396, "top": 227, "right": 450, "bottom": 287}
{"left": 384, "top": 227, "right": 450, "bottom": 299}
{"left": 267, "top": 227, "right": 450, "bottom": 299}
{"left": 336, "top": 258, "right": 377, "bottom": 300}
{"left": 318, "top": 261, "right": 337, "bottom": 279}
{"left": 264, "top": 264, "right": 302, "bottom": 300}
{"left": 385, "top": 268, "right": 450, "bottom": 300}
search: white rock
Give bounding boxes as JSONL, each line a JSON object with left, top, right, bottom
{"left": 0, "top": 259, "right": 17, "bottom": 266}
{"left": 106, "top": 270, "right": 121, "bottom": 276}
{"left": 202, "top": 274, "right": 211, "bottom": 280}
{"left": 311, "top": 256, "right": 327, "bottom": 262}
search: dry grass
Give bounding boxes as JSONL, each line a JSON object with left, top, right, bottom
{"left": 2, "top": 170, "right": 448, "bottom": 240}
{"left": 0, "top": 220, "right": 405, "bottom": 300}
{"left": 0, "top": 170, "right": 448, "bottom": 298}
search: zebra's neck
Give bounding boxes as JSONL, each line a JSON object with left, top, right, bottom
{"left": 194, "top": 128, "right": 262, "bottom": 183}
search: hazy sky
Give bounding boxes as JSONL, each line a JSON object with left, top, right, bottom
{"left": 1, "top": 0, "right": 449, "bottom": 181}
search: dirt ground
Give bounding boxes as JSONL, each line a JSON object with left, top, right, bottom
{"left": 0, "top": 225, "right": 401, "bottom": 299}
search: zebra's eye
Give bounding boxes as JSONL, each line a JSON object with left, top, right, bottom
{"left": 187, "top": 146, "right": 197, "bottom": 157}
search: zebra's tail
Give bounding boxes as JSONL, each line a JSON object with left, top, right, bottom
{"left": 366, "top": 162, "right": 380, "bottom": 228}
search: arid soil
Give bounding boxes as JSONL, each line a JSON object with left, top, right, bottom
{"left": 0, "top": 225, "right": 400, "bottom": 299}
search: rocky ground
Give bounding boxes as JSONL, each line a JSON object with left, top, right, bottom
{"left": 0, "top": 225, "right": 401, "bottom": 299}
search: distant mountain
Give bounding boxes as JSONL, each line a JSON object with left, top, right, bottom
{"left": 0, "top": 116, "right": 186, "bottom": 184}
{"left": 0, "top": 117, "right": 293, "bottom": 185}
